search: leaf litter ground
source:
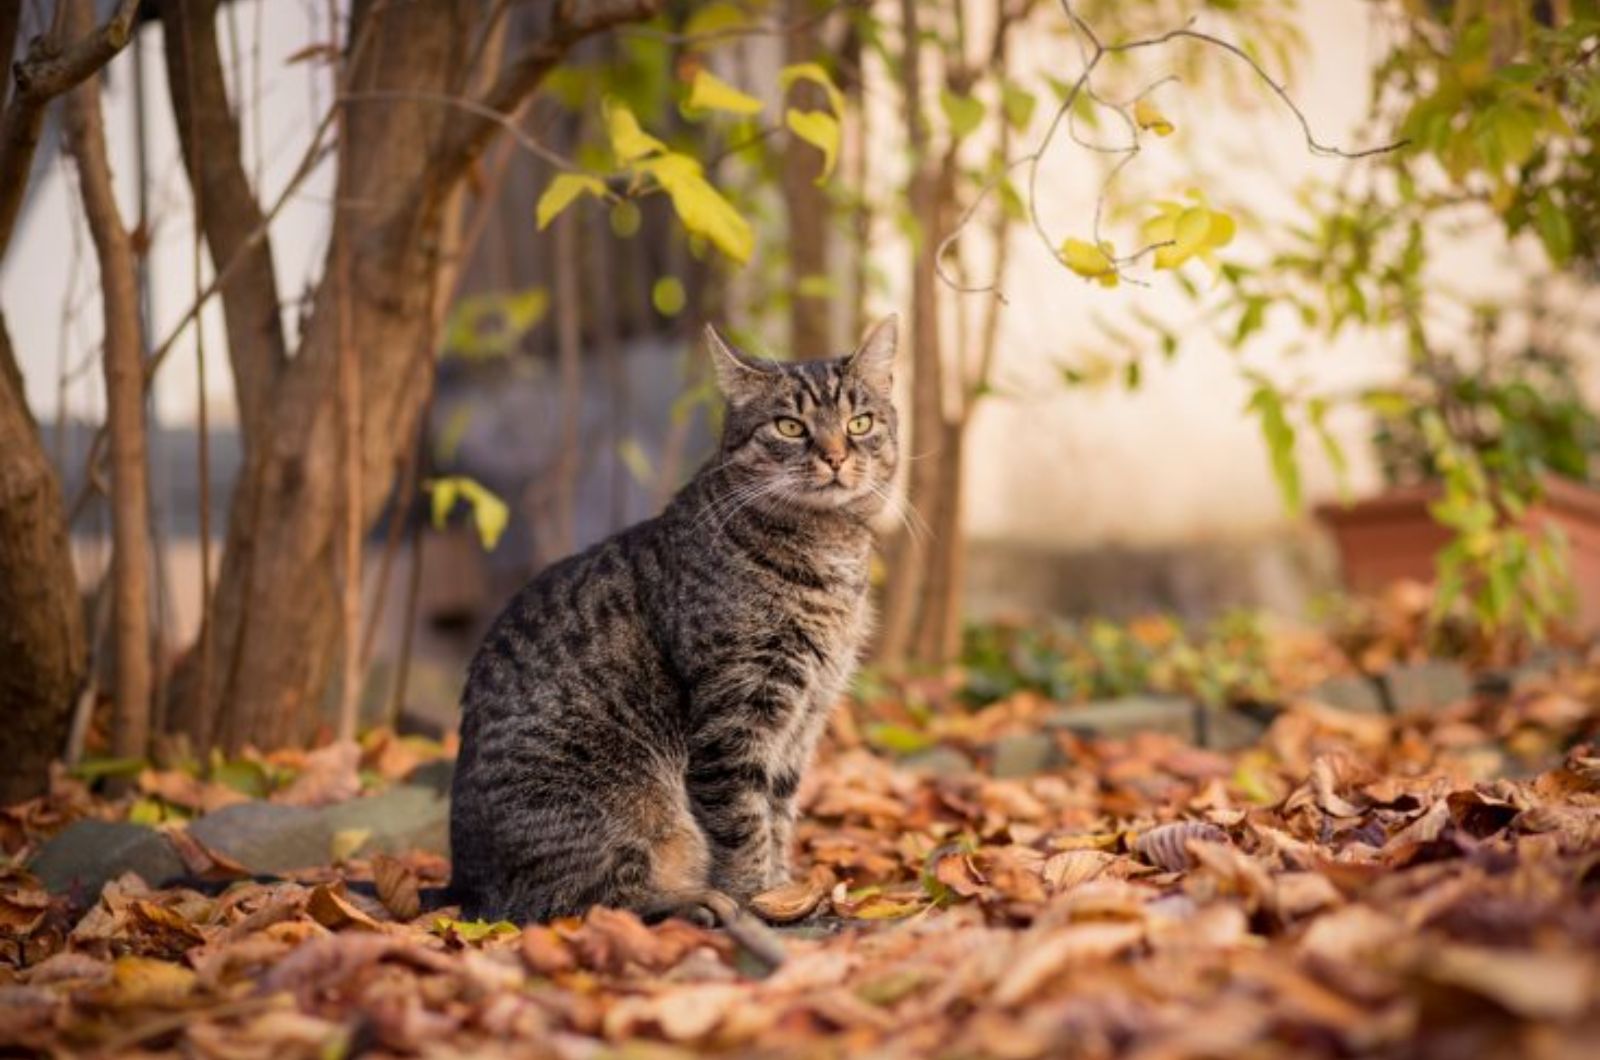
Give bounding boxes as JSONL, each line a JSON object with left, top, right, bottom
{"left": 3, "top": 660, "right": 1599, "bottom": 1058}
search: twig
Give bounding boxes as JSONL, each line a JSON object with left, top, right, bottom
{"left": 934, "top": 0, "right": 1409, "bottom": 299}
{"left": 338, "top": 88, "right": 581, "bottom": 172}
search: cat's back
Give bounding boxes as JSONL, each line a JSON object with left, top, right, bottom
{"left": 459, "top": 515, "right": 672, "bottom": 720}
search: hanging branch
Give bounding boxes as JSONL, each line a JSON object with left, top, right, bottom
{"left": 934, "top": 0, "right": 1410, "bottom": 300}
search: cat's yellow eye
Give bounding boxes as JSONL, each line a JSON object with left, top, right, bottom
{"left": 774, "top": 417, "right": 806, "bottom": 438}
{"left": 847, "top": 414, "right": 874, "bottom": 436}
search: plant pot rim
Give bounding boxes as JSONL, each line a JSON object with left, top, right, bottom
{"left": 1314, "top": 473, "right": 1600, "bottom": 527}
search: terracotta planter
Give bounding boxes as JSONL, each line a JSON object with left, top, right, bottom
{"left": 1315, "top": 476, "right": 1600, "bottom": 634}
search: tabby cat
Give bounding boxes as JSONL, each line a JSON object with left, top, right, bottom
{"left": 449, "top": 316, "right": 899, "bottom": 924}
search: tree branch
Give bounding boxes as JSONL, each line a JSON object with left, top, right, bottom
{"left": 0, "top": 0, "right": 139, "bottom": 259}
{"left": 422, "top": 0, "right": 661, "bottom": 197}
{"left": 935, "top": 0, "right": 1409, "bottom": 299}
{"left": 160, "top": 0, "right": 288, "bottom": 442}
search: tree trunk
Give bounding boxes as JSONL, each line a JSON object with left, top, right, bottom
{"left": 877, "top": 0, "right": 945, "bottom": 666}
{"left": 781, "top": 0, "right": 832, "bottom": 360}
{"left": 0, "top": 314, "right": 84, "bottom": 802}
{"left": 163, "top": 0, "right": 660, "bottom": 751}
{"left": 62, "top": 0, "right": 152, "bottom": 765}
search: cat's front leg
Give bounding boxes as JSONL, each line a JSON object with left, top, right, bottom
{"left": 686, "top": 723, "right": 777, "bottom": 901}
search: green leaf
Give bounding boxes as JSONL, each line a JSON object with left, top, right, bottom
{"left": 609, "top": 199, "right": 642, "bottom": 238}
{"left": 864, "top": 723, "right": 935, "bottom": 756}
{"left": 431, "top": 918, "right": 519, "bottom": 943}
{"left": 785, "top": 108, "right": 840, "bottom": 183}
{"left": 778, "top": 62, "right": 845, "bottom": 116}
{"left": 1246, "top": 384, "right": 1301, "bottom": 512}
{"left": 683, "top": 1, "right": 749, "bottom": 44}
{"left": 1001, "top": 81, "right": 1036, "bottom": 131}
{"left": 635, "top": 152, "right": 754, "bottom": 263}
{"left": 616, "top": 436, "right": 655, "bottom": 486}
{"left": 939, "top": 87, "right": 985, "bottom": 140}
{"left": 685, "top": 68, "right": 763, "bottom": 115}
{"left": 535, "top": 173, "right": 606, "bottom": 231}
{"left": 604, "top": 99, "right": 666, "bottom": 163}
{"left": 1534, "top": 193, "right": 1573, "bottom": 266}
{"left": 651, "top": 276, "right": 686, "bottom": 316}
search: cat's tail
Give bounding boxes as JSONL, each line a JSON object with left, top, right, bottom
{"left": 637, "top": 888, "right": 787, "bottom": 970}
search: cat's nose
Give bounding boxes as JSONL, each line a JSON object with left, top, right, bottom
{"left": 818, "top": 438, "right": 847, "bottom": 469}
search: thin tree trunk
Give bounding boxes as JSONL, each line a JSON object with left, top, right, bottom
{"left": 781, "top": 0, "right": 832, "bottom": 359}
{"left": 551, "top": 209, "right": 583, "bottom": 561}
{"left": 877, "top": 0, "right": 944, "bottom": 666}
{"left": 0, "top": 313, "right": 84, "bottom": 802}
{"left": 62, "top": 0, "right": 151, "bottom": 766}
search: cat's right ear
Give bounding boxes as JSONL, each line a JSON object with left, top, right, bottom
{"left": 706, "top": 324, "right": 776, "bottom": 405}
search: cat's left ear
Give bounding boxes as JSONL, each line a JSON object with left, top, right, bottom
{"left": 845, "top": 314, "right": 898, "bottom": 395}
{"left": 706, "top": 324, "right": 777, "bottom": 406}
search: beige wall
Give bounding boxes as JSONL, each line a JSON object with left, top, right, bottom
{"left": 9, "top": 1, "right": 1591, "bottom": 622}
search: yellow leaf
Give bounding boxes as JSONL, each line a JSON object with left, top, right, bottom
{"left": 330, "top": 828, "right": 371, "bottom": 863}
{"left": 1174, "top": 207, "right": 1212, "bottom": 253}
{"left": 604, "top": 99, "right": 666, "bottom": 163}
{"left": 536, "top": 173, "right": 606, "bottom": 231}
{"left": 428, "top": 477, "right": 459, "bottom": 529}
{"left": 1133, "top": 98, "right": 1174, "bottom": 136}
{"left": 1207, "top": 210, "right": 1237, "bottom": 248}
{"left": 1060, "top": 238, "right": 1116, "bottom": 282}
{"left": 457, "top": 479, "right": 509, "bottom": 551}
{"left": 111, "top": 957, "right": 196, "bottom": 1007}
{"left": 779, "top": 62, "right": 845, "bottom": 116}
{"left": 635, "top": 152, "right": 754, "bottom": 264}
{"left": 784, "top": 108, "right": 839, "bottom": 184}
{"left": 686, "top": 68, "right": 763, "bottom": 115}
{"left": 427, "top": 476, "right": 509, "bottom": 551}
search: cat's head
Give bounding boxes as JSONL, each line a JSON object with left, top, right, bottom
{"left": 706, "top": 316, "right": 900, "bottom": 518}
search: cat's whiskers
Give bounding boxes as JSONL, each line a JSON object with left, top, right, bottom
{"left": 864, "top": 480, "right": 930, "bottom": 544}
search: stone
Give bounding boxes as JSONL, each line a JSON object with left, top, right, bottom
{"left": 1383, "top": 660, "right": 1473, "bottom": 712}
{"left": 1195, "top": 704, "right": 1271, "bottom": 752}
{"left": 989, "top": 733, "right": 1061, "bottom": 778}
{"left": 322, "top": 785, "right": 450, "bottom": 859}
{"left": 1045, "top": 696, "right": 1197, "bottom": 743}
{"left": 29, "top": 820, "right": 184, "bottom": 900}
{"left": 189, "top": 802, "right": 333, "bottom": 874}
{"left": 899, "top": 747, "right": 975, "bottom": 778}
{"left": 404, "top": 758, "right": 455, "bottom": 796}
{"left": 1304, "top": 674, "right": 1387, "bottom": 714}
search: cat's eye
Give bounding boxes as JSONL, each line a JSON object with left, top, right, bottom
{"left": 847, "top": 414, "right": 874, "bottom": 436}
{"left": 774, "top": 417, "right": 806, "bottom": 438}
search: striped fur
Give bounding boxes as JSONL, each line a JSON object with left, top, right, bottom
{"left": 449, "top": 317, "right": 900, "bottom": 922}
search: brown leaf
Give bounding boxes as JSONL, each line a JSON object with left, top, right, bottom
{"left": 1423, "top": 944, "right": 1596, "bottom": 1020}
{"left": 168, "top": 827, "right": 252, "bottom": 881}
{"left": 306, "top": 882, "right": 382, "bottom": 932}
{"left": 520, "top": 924, "right": 577, "bottom": 975}
{"left": 993, "top": 922, "right": 1144, "bottom": 1005}
{"left": 751, "top": 865, "right": 836, "bottom": 923}
{"left": 372, "top": 854, "right": 422, "bottom": 921}
{"left": 274, "top": 741, "right": 362, "bottom": 807}
{"left": 1134, "top": 821, "right": 1229, "bottom": 872}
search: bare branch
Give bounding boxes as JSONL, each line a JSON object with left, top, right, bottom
{"left": 422, "top": 0, "right": 661, "bottom": 196}
{"left": 0, "top": 0, "right": 138, "bottom": 258}
{"left": 160, "top": 0, "right": 290, "bottom": 441}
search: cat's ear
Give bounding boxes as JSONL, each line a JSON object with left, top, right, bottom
{"left": 705, "top": 324, "right": 777, "bottom": 405}
{"left": 846, "top": 314, "right": 898, "bottom": 395}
